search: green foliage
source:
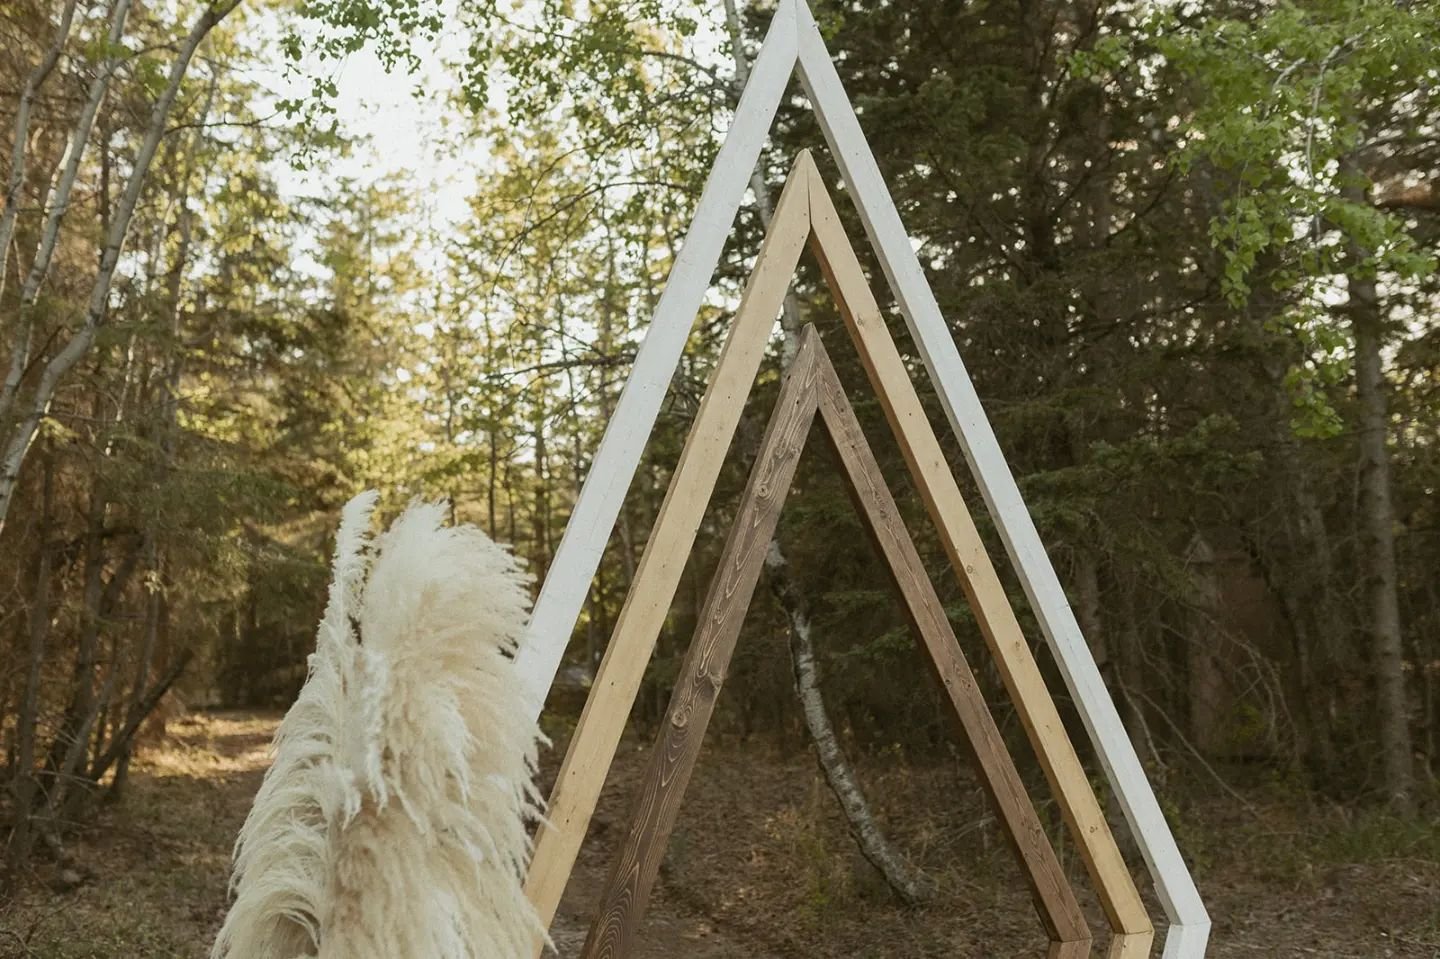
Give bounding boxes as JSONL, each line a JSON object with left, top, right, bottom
{"left": 276, "top": 0, "right": 708, "bottom": 176}
{"left": 1146, "top": 0, "right": 1440, "bottom": 433}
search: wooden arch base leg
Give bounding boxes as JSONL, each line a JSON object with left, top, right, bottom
{"left": 579, "top": 330, "right": 823, "bottom": 959}
{"left": 580, "top": 327, "right": 1091, "bottom": 958}
{"left": 1053, "top": 940, "right": 1097, "bottom": 959}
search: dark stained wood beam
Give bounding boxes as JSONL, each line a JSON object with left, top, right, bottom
{"left": 812, "top": 332, "right": 1091, "bottom": 950}
{"left": 581, "top": 329, "right": 824, "bottom": 959}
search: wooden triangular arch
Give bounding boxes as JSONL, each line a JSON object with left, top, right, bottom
{"left": 512, "top": 3, "right": 1207, "bottom": 953}
{"left": 525, "top": 154, "right": 1153, "bottom": 958}
{"left": 582, "top": 325, "right": 1089, "bottom": 958}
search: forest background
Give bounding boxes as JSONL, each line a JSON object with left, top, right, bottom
{"left": 1, "top": 0, "right": 1438, "bottom": 954}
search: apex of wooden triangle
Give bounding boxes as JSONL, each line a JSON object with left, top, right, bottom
{"left": 771, "top": 149, "right": 820, "bottom": 228}
{"left": 789, "top": 147, "right": 820, "bottom": 180}
{"left": 774, "top": 149, "right": 846, "bottom": 242}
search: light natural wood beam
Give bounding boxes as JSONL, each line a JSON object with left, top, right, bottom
{"left": 805, "top": 159, "right": 1153, "bottom": 957}
{"left": 522, "top": 152, "right": 814, "bottom": 946}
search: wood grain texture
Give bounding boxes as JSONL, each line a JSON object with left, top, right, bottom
{"left": 805, "top": 163, "right": 1153, "bottom": 956}
{"left": 1053, "top": 938, "right": 1099, "bottom": 959}
{"left": 528, "top": 148, "right": 1148, "bottom": 956}
{"left": 523, "top": 154, "right": 815, "bottom": 944}
{"left": 580, "top": 330, "right": 825, "bottom": 959}
{"left": 811, "top": 336, "right": 1090, "bottom": 950}
{"left": 793, "top": 5, "right": 1208, "bottom": 951}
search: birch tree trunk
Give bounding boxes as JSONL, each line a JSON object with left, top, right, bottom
{"left": 0, "top": 0, "right": 79, "bottom": 303}
{"left": 0, "top": 0, "right": 132, "bottom": 426}
{"left": 4, "top": 444, "right": 56, "bottom": 871}
{"left": 44, "top": 429, "right": 112, "bottom": 815}
{"left": 765, "top": 543, "right": 937, "bottom": 905}
{"left": 0, "top": 0, "right": 241, "bottom": 536}
{"left": 1349, "top": 262, "right": 1413, "bottom": 810}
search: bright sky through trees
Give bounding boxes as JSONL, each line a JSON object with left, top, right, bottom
{"left": 256, "top": 1, "right": 480, "bottom": 281}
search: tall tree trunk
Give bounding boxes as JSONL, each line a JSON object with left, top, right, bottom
{"left": 0, "top": 0, "right": 131, "bottom": 426}
{"left": 109, "top": 542, "right": 164, "bottom": 798}
{"left": 44, "top": 457, "right": 109, "bottom": 814}
{"left": 487, "top": 436, "right": 499, "bottom": 535}
{"left": 487, "top": 396, "right": 499, "bottom": 536}
{"left": 1183, "top": 535, "right": 1225, "bottom": 756}
{"left": 5, "top": 444, "right": 55, "bottom": 871}
{"left": 532, "top": 392, "right": 550, "bottom": 581}
{"left": 1349, "top": 266, "right": 1413, "bottom": 810}
{"left": 0, "top": 0, "right": 241, "bottom": 536}
{"left": 1258, "top": 356, "right": 1344, "bottom": 776}
{"left": 0, "top": 0, "right": 80, "bottom": 302}
{"left": 1073, "top": 551, "right": 1145, "bottom": 855}
{"left": 1072, "top": 551, "right": 1108, "bottom": 672}
{"left": 1114, "top": 574, "right": 1160, "bottom": 775}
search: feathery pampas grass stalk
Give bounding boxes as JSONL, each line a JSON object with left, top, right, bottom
{"left": 212, "top": 493, "right": 546, "bottom": 959}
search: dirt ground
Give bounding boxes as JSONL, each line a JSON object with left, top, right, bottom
{"left": 1, "top": 711, "right": 1436, "bottom": 958}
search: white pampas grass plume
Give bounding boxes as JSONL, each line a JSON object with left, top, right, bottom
{"left": 212, "top": 494, "right": 545, "bottom": 959}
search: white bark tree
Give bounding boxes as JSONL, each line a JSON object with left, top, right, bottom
{"left": 0, "top": 0, "right": 243, "bottom": 537}
{"left": 0, "top": 0, "right": 79, "bottom": 304}
{"left": 1, "top": 0, "right": 130, "bottom": 424}
{"left": 1349, "top": 255, "right": 1413, "bottom": 810}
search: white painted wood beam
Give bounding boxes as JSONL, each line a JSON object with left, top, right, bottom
{"left": 512, "top": 0, "right": 800, "bottom": 711}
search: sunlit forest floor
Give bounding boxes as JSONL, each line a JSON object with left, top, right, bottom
{"left": 2, "top": 711, "right": 1437, "bottom": 958}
